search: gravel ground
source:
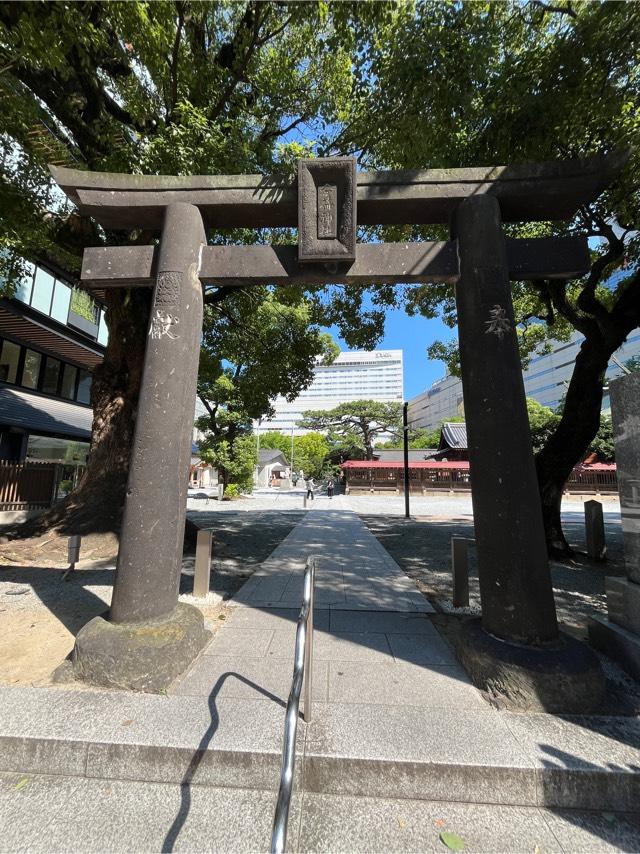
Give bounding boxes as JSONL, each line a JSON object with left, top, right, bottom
{"left": 359, "top": 506, "right": 625, "bottom": 637}
{"left": 0, "top": 504, "right": 304, "bottom": 686}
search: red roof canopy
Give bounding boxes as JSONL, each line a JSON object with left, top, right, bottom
{"left": 342, "top": 460, "right": 470, "bottom": 470}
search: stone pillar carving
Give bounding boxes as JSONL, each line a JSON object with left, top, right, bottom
{"left": 70, "top": 203, "right": 211, "bottom": 691}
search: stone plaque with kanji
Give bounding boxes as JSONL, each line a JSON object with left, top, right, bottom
{"left": 298, "top": 157, "right": 356, "bottom": 263}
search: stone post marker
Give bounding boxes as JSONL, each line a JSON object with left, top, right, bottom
{"left": 72, "top": 203, "right": 211, "bottom": 691}
{"left": 589, "top": 372, "right": 640, "bottom": 678}
{"left": 452, "top": 194, "right": 603, "bottom": 711}
{"left": 193, "top": 529, "right": 213, "bottom": 599}
{"left": 584, "top": 499, "right": 606, "bottom": 561}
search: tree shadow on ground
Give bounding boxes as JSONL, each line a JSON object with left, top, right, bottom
{"left": 0, "top": 563, "right": 112, "bottom": 635}
{"left": 359, "top": 512, "right": 626, "bottom": 637}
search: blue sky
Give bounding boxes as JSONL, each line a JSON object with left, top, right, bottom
{"left": 324, "top": 307, "right": 455, "bottom": 401}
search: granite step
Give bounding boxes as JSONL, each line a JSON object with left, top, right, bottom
{"left": 1, "top": 686, "right": 639, "bottom": 813}
{"left": 297, "top": 791, "right": 640, "bottom": 853}
{"left": 0, "top": 771, "right": 297, "bottom": 853}
{"left": 1, "top": 771, "right": 639, "bottom": 853}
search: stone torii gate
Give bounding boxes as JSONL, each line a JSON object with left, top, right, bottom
{"left": 51, "top": 153, "right": 623, "bottom": 704}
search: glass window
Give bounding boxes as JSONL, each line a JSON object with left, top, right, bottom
{"left": 31, "top": 266, "right": 55, "bottom": 315}
{"left": 97, "top": 309, "right": 108, "bottom": 346}
{"left": 14, "top": 262, "right": 35, "bottom": 304}
{"left": 50, "top": 280, "right": 71, "bottom": 324}
{"left": 42, "top": 357, "right": 61, "bottom": 395}
{"left": 0, "top": 340, "right": 20, "bottom": 383}
{"left": 69, "top": 288, "right": 98, "bottom": 325}
{"left": 22, "top": 349, "right": 41, "bottom": 389}
{"left": 60, "top": 364, "right": 77, "bottom": 400}
{"left": 76, "top": 369, "right": 92, "bottom": 404}
{"left": 27, "top": 436, "right": 89, "bottom": 464}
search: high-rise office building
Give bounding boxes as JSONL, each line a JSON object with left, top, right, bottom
{"left": 409, "top": 330, "right": 640, "bottom": 431}
{"left": 257, "top": 349, "right": 404, "bottom": 435}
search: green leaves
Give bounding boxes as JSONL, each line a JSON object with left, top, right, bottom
{"left": 439, "top": 830, "right": 466, "bottom": 851}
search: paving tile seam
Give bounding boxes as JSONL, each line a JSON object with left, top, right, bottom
{"left": 538, "top": 805, "right": 573, "bottom": 853}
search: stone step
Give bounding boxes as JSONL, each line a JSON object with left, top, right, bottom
{"left": 0, "top": 771, "right": 294, "bottom": 853}
{"left": 1, "top": 686, "right": 639, "bottom": 813}
{"left": 0, "top": 686, "right": 295, "bottom": 793}
{"left": 1, "top": 771, "right": 639, "bottom": 853}
{"left": 297, "top": 791, "right": 640, "bottom": 853}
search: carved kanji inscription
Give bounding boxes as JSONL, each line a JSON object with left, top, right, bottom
{"left": 317, "top": 185, "right": 337, "bottom": 239}
{"left": 298, "top": 157, "right": 356, "bottom": 262}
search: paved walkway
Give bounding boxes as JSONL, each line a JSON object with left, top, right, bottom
{"left": 172, "top": 505, "right": 487, "bottom": 713}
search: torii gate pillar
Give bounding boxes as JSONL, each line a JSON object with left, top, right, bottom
{"left": 452, "top": 195, "right": 604, "bottom": 711}
{"left": 72, "top": 203, "right": 211, "bottom": 691}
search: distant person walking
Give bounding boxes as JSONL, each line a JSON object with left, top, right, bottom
{"left": 327, "top": 478, "right": 335, "bottom": 499}
{"left": 306, "top": 477, "right": 315, "bottom": 501}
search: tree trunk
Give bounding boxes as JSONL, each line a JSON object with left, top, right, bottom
{"left": 535, "top": 334, "right": 610, "bottom": 556}
{"left": 11, "top": 288, "right": 150, "bottom": 537}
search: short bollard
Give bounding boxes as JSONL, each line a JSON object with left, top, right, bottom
{"left": 62, "top": 535, "right": 82, "bottom": 581}
{"left": 451, "top": 536, "right": 473, "bottom": 608}
{"left": 193, "top": 530, "right": 213, "bottom": 598}
{"left": 303, "top": 494, "right": 307, "bottom": 509}
{"left": 585, "top": 499, "right": 606, "bottom": 561}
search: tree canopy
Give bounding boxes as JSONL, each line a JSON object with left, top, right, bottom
{"left": 0, "top": 0, "right": 391, "bottom": 532}
{"left": 299, "top": 400, "right": 403, "bottom": 460}
{"left": 326, "top": 0, "right": 639, "bottom": 553}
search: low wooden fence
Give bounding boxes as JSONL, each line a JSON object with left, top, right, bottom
{"left": 345, "top": 467, "right": 471, "bottom": 495}
{"left": 565, "top": 466, "right": 618, "bottom": 493}
{"left": 344, "top": 464, "right": 618, "bottom": 495}
{"left": 0, "top": 460, "right": 57, "bottom": 511}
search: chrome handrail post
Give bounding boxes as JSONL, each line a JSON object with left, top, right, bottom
{"left": 271, "top": 555, "right": 316, "bottom": 854}
{"left": 304, "top": 557, "right": 315, "bottom": 723}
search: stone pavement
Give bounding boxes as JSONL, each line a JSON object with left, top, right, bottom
{"left": 1, "top": 504, "right": 640, "bottom": 852}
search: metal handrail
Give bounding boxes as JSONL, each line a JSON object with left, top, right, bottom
{"left": 271, "top": 556, "right": 316, "bottom": 854}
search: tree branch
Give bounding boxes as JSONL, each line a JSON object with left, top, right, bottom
{"left": 167, "top": 1, "right": 185, "bottom": 125}
{"left": 576, "top": 204, "right": 625, "bottom": 318}
{"left": 259, "top": 115, "right": 306, "bottom": 144}
{"left": 197, "top": 393, "right": 214, "bottom": 417}
{"left": 530, "top": 1, "right": 577, "bottom": 19}
{"left": 208, "top": 2, "right": 264, "bottom": 123}
{"left": 546, "top": 279, "right": 599, "bottom": 339}
{"left": 255, "top": 13, "right": 294, "bottom": 48}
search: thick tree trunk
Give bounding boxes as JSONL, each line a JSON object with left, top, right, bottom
{"left": 11, "top": 288, "right": 150, "bottom": 537}
{"left": 535, "top": 335, "right": 610, "bottom": 556}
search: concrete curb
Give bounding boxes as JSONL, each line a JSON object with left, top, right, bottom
{"left": 0, "top": 688, "right": 638, "bottom": 811}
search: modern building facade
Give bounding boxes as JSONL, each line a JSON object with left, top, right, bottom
{"left": 0, "top": 259, "right": 107, "bottom": 499}
{"left": 409, "top": 329, "right": 640, "bottom": 431}
{"left": 256, "top": 349, "right": 404, "bottom": 435}
{"left": 407, "top": 374, "right": 464, "bottom": 432}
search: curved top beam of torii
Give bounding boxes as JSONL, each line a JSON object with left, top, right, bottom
{"left": 50, "top": 150, "right": 628, "bottom": 232}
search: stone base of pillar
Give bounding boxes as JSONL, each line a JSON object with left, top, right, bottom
{"left": 455, "top": 618, "right": 605, "bottom": 713}
{"left": 589, "top": 614, "right": 640, "bottom": 682}
{"left": 69, "top": 603, "right": 211, "bottom": 692}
